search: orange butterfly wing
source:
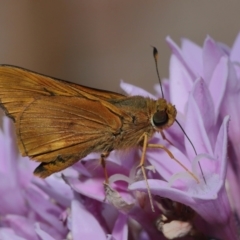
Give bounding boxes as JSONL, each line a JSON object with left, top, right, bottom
{"left": 0, "top": 65, "right": 125, "bottom": 121}
{"left": 0, "top": 65, "right": 127, "bottom": 177}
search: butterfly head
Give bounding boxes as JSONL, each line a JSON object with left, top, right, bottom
{"left": 151, "top": 99, "right": 177, "bottom": 131}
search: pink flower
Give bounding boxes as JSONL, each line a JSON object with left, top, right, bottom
{"left": 0, "top": 116, "right": 70, "bottom": 239}
{"left": 166, "top": 35, "right": 240, "bottom": 238}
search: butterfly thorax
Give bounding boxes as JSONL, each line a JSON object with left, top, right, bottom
{"left": 108, "top": 96, "right": 176, "bottom": 150}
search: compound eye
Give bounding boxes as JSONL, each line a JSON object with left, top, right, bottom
{"left": 152, "top": 110, "right": 168, "bottom": 127}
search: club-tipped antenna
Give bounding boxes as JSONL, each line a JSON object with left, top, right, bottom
{"left": 152, "top": 46, "right": 206, "bottom": 184}
{"left": 175, "top": 119, "right": 206, "bottom": 184}
{"left": 152, "top": 47, "right": 164, "bottom": 99}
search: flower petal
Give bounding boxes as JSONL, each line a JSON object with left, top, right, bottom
{"left": 166, "top": 36, "right": 196, "bottom": 80}
{"left": 202, "top": 36, "right": 225, "bottom": 83}
{"left": 2, "top": 215, "right": 38, "bottom": 240}
{"left": 181, "top": 38, "right": 203, "bottom": 77}
{"left": 214, "top": 116, "right": 229, "bottom": 179}
{"left": 146, "top": 143, "right": 191, "bottom": 180}
{"left": 0, "top": 174, "right": 27, "bottom": 215}
{"left": 25, "top": 187, "right": 67, "bottom": 238}
{"left": 184, "top": 81, "right": 213, "bottom": 160}
{"left": 230, "top": 32, "right": 240, "bottom": 62}
{"left": 35, "top": 223, "right": 56, "bottom": 240}
{"left": 120, "top": 81, "right": 156, "bottom": 99}
{"left": 33, "top": 176, "right": 73, "bottom": 207}
{"left": 111, "top": 213, "right": 128, "bottom": 240}
{"left": 65, "top": 177, "right": 105, "bottom": 201}
{"left": 70, "top": 200, "right": 106, "bottom": 240}
{"left": 0, "top": 228, "right": 26, "bottom": 240}
{"left": 0, "top": 117, "right": 18, "bottom": 182}
{"left": 209, "top": 56, "right": 228, "bottom": 117}
{"left": 220, "top": 61, "right": 240, "bottom": 163}
{"left": 129, "top": 179, "right": 195, "bottom": 206}
{"left": 169, "top": 54, "right": 193, "bottom": 114}
{"left": 191, "top": 78, "right": 216, "bottom": 149}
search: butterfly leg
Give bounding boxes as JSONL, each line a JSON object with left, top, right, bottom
{"left": 138, "top": 133, "right": 155, "bottom": 212}
{"left": 100, "top": 152, "right": 110, "bottom": 183}
{"left": 147, "top": 143, "right": 199, "bottom": 183}
{"left": 34, "top": 155, "right": 80, "bottom": 178}
{"left": 160, "top": 130, "right": 173, "bottom": 146}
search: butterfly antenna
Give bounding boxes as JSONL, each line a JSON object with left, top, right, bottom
{"left": 175, "top": 119, "right": 206, "bottom": 184}
{"left": 152, "top": 47, "right": 206, "bottom": 184}
{"left": 152, "top": 47, "right": 164, "bottom": 99}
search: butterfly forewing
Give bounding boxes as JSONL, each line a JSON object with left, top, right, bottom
{"left": 0, "top": 65, "right": 126, "bottom": 121}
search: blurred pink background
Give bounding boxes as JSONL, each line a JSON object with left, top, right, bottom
{"left": 0, "top": 1, "right": 239, "bottom": 93}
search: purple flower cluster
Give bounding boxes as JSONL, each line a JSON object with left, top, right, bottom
{"left": 1, "top": 33, "right": 240, "bottom": 239}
